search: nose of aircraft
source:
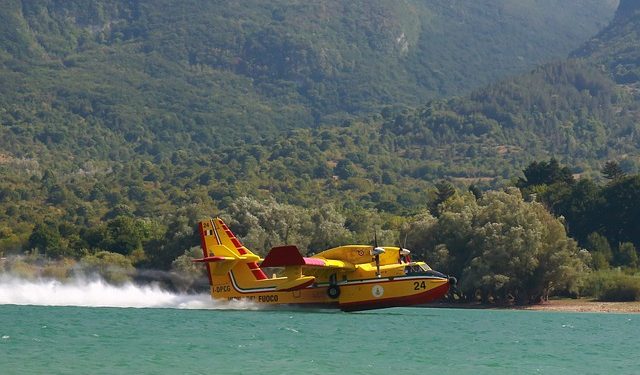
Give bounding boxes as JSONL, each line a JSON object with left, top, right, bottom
{"left": 425, "top": 270, "right": 457, "bottom": 286}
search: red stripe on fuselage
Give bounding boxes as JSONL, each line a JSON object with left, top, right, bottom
{"left": 251, "top": 268, "right": 268, "bottom": 280}
{"left": 278, "top": 278, "right": 316, "bottom": 292}
{"left": 248, "top": 262, "right": 267, "bottom": 280}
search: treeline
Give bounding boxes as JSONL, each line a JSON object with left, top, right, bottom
{"left": 515, "top": 158, "right": 640, "bottom": 301}
{"left": 3, "top": 56, "right": 639, "bottom": 239}
{"left": 518, "top": 159, "right": 640, "bottom": 270}
{"left": 3, "top": 160, "right": 640, "bottom": 302}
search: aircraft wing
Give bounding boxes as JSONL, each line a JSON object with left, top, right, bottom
{"left": 303, "top": 257, "right": 355, "bottom": 271}
{"left": 192, "top": 255, "right": 233, "bottom": 263}
{"left": 260, "top": 245, "right": 356, "bottom": 291}
{"left": 261, "top": 245, "right": 355, "bottom": 271}
{"left": 258, "top": 245, "right": 313, "bottom": 291}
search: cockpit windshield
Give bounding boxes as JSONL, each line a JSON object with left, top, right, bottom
{"left": 419, "top": 264, "right": 431, "bottom": 271}
{"left": 404, "top": 263, "right": 432, "bottom": 275}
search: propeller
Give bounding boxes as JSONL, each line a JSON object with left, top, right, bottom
{"left": 371, "top": 247, "right": 385, "bottom": 278}
{"left": 397, "top": 232, "right": 411, "bottom": 263}
{"left": 372, "top": 230, "right": 385, "bottom": 278}
{"left": 447, "top": 275, "right": 460, "bottom": 301}
{"left": 399, "top": 248, "right": 411, "bottom": 263}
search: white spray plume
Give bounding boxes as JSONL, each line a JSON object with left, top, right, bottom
{"left": 0, "top": 275, "right": 257, "bottom": 310}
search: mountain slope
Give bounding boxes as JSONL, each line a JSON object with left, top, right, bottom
{"left": 0, "top": 0, "right": 616, "bottom": 155}
{"left": 0, "top": 0, "right": 629, "bottom": 261}
{"left": 573, "top": 0, "right": 640, "bottom": 85}
{"left": 371, "top": 0, "right": 640, "bottom": 180}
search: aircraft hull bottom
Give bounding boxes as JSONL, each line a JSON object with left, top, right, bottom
{"left": 339, "top": 281, "right": 450, "bottom": 312}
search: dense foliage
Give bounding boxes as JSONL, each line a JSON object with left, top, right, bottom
{"left": 0, "top": 188, "right": 589, "bottom": 303}
{"left": 3, "top": 160, "right": 640, "bottom": 301}
{"left": 3, "top": 0, "right": 640, "bottom": 303}
{"left": 403, "top": 189, "right": 587, "bottom": 303}
{"left": 518, "top": 159, "right": 640, "bottom": 271}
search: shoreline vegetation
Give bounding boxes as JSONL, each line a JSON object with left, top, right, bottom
{"left": 3, "top": 163, "right": 640, "bottom": 306}
{"left": 1, "top": 260, "right": 638, "bottom": 313}
{"left": 431, "top": 299, "right": 640, "bottom": 314}
{"left": 521, "top": 299, "right": 640, "bottom": 313}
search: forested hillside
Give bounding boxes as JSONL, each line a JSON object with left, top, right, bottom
{"left": 0, "top": 0, "right": 615, "bottom": 152}
{"left": 0, "top": 0, "right": 625, "bottom": 248}
{"left": 378, "top": 0, "right": 640, "bottom": 179}
{"left": 4, "top": 0, "right": 640, "bottom": 301}
{"left": 573, "top": 0, "right": 640, "bottom": 85}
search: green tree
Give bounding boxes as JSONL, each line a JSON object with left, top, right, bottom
{"left": 28, "top": 223, "right": 65, "bottom": 258}
{"left": 517, "top": 158, "right": 574, "bottom": 189}
{"left": 224, "top": 196, "right": 315, "bottom": 254}
{"left": 308, "top": 205, "right": 353, "bottom": 252}
{"left": 171, "top": 247, "right": 208, "bottom": 291}
{"left": 469, "top": 184, "right": 483, "bottom": 200}
{"left": 467, "top": 190, "right": 583, "bottom": 303}
{"left": 80, "top": 251, "right": 135, "bottom": 284}
{"left": 413, "top": 189, "right": 585, "bottom": 304}
{"left": 616, "top": 242, "right": 638, "bottom": 269}
{"left": 586, "top": 232, "right": 612, "bottom": 270}
{"left": 104, "top": 216, "right": 145, "bottom": 256}
{"left": 403, "top": 212, "right": 442, "bottom": 267}
{"left": 429, "top": 180, "right": 456, "bottom": 216}
{"left": 142, "top": 211, "right": 200, "bottom": 270}
{"left": 601, "top": 160, "right": 626, "bottom": 181}
{"left": 334, "top": 159, "right": 358, "bottom": 180}
{"left": 552, "top": 179, "right": 600, "bottom": 244}
{"left": 600, "top": 176, "right": 640, "bottom": 248}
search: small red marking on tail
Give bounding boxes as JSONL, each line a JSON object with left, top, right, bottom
{"left": 219, "top": 219, "right": 267, "bottom": 279}
{"left": 247, "top": 262, "right": 267, "bottom": 280}
{"left": 231, "top": 238, "right": 245, "bottom": 253}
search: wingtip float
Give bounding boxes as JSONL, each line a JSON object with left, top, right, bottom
{"left": 194, "top": 217, "right": 456, "bottom": 312}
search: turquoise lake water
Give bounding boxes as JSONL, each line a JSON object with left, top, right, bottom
{"left": 1, "top": 279, "right": 639, "bottom": 374}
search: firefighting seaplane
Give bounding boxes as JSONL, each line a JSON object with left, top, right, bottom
{"left": 194, "top": 218, "right": 456, "bottom": 311}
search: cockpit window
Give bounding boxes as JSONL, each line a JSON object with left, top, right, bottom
{"left": 405, "top": 265, "right": 422, "bottom": 274}
{"left": 419, "top": 264, "right": 431, "bottom": 272}
{"left": 405, "top": 264, "right": 432, "bottom": 274}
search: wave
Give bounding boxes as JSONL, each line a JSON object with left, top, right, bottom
{"left": 0, "top": 275, "right": 257, "bottom": 310}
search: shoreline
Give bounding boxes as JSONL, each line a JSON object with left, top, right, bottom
{"left": 429, "top": 299, "right": 640, "bottom": 314}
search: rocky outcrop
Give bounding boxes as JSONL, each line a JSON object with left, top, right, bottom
{"left": 614, "top": 0, "right": 640, "bottom": 22}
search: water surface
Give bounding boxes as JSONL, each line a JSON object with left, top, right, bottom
{"left": 1, "top": 304, "right": 638, "bottom": 375}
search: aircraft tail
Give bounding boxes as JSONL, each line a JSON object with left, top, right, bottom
{"left": 195, "top": 218, "right": 267, "bottom": 288}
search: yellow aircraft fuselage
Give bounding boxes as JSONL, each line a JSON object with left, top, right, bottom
{"left": 195, "top": 218, "right": 454, "bottom": 311}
